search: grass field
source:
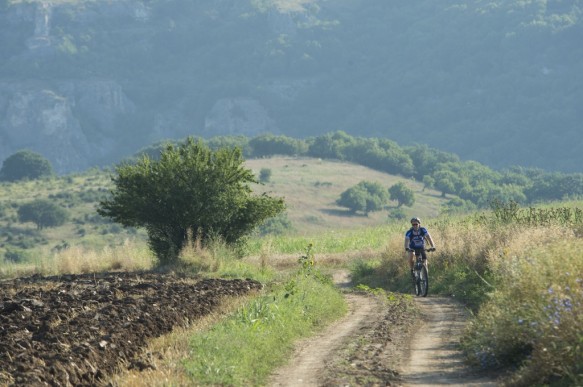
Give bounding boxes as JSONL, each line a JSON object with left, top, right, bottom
{"left": 0, "top": 156, "right": 450, "bottom": 274}
{"left": 245, "top": 156, "right": 446, "bottom": 234}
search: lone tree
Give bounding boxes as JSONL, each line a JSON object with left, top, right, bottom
{"left": 97, "top": 137, "right": 285, "bottom": 264}
{"left": 433, "top": 170, "right": 458, "bottom": 198}
{"left": 388, "top": 182, "right": 415, "bottom": 207}
{"left": 18, "top": 199, "right": 69, "bottom": 229}
{"left": 259, "top": 168, "right": 272, "bottom": 183}
{"left": 0, "top": 150, "right": 54, "bottom": 182}
{"left": 336, "top": 180, "right": 390, "bottom": 215}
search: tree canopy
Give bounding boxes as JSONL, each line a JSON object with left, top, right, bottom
{"left": 0, "top": 150, "right": 54, "bottom": 182}
{"left": 336, "top": 180, "right": 390, "bottom": 215}
{"left": 98, "top": 137, "right": 285, "bottom": 264}
{"left": 389, "top": 182, "right": 415, "bottom": 207}
{"left": 17, "top": 199, "right": 69, "bottom": 230}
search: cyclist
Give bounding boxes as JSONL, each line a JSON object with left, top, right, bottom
{"left": 404, "top": 217, "right": 436, "bottom": 278}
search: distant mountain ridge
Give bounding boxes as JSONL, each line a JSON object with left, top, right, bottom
{"left": 0, "top": 0, "right": 581, "bottom": 173}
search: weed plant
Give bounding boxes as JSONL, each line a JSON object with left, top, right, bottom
{"left": 48, "top": 239, "right": 155, "bottom": 274}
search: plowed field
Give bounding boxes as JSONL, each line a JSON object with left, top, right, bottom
{"left": 0, "top": 272, "right": 262, "bottom": 386}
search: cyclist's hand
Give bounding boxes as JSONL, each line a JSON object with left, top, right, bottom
{"left": 428, "top": 247, "right": 436, "bottom": 252}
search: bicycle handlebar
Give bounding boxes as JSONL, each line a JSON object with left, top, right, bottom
{"left": 406, "top": 247, "right": 436, "bottom": 252}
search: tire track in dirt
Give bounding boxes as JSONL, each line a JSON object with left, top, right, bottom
{"left": 401, "top": 296, "right": 498, "bottom": 386}
{"left": 268, "top": 292, "right": 379, "bottom": 387}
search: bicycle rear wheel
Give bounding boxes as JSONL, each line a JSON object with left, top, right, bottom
{"left": 420, "top": 266, "right": 429, "bottom": 297}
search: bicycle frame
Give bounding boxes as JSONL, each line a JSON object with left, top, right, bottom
{"left": 410, "top": 247, "right": 433, "bottom": 297}
{"left": 413, "top": 250, "right": 427, "bottom": 270}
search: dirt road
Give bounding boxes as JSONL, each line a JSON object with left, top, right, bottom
{"left": 401, "top": 297, "right": 498, "bottom": 387}
{"left": 269, "top": 275, "right": 499, "bottom": 386}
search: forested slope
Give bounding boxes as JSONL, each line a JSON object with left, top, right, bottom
{"left": 0, "top": 0, "right": 581, "bottom": 172}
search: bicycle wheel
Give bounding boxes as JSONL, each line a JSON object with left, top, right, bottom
{"left": 414, "top": 271, "right": 421, "bottom": 296}
{"left": 420, "top": 266, "right": 429, "bottom": 297}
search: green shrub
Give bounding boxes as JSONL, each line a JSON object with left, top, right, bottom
{"left": 443, "top": 198, "right": 478, "bottom": 214}
{"left": 259, "top": 168, "right": 272, "bottom": 183}
{"left": 337, "top": 180, "right": 390, "bottom": 215}
{"left": 4, "top": 249, "right": 31, "bottom": 263}
{"left": 249, "top": 134, "right": 307, "bottom": 157}
{"left": 257, "top": 212, "right": 293, "bottom": 235}
{"left": 350, "top": 258, "right": 384, "bottom": 288}
{"left": 387, "top": 207, "right": 407, "bottom": 221}
{"left": 98, "top": 137, "right": 285, "bottom": 265}
{"left": 388, "top": 182, "right": 415, "bottom": 207}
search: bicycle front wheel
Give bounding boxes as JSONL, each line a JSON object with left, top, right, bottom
{"left": 414, "top": 271, "right": 421, "bottom": 296}
{"left": 420, "top": 266, "right": 429, "bottom": 297}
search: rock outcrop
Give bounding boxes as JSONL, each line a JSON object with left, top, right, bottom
{"left": 0, "top": 80, "right": 136, "bottom": 173}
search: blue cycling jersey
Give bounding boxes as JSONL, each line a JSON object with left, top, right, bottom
{"left": 405, "top": 227, "right": 428, "bottom": 249}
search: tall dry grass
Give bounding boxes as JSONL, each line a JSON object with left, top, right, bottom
{"left": 176, "top": 229, "right": 222, "bottom": 273}
{"left": 461, "top": 238, "right": 582, "bottom": 386}
{"left": 358, "top": 211, "right": 582, "bottom": 386}
{"left": 365, "top": 218, "right": 567, "bottom": 297}
{"left": 52, "top": 239, "right": 155, "bottom": 274}
{"left": 0, "top": 239, "right": 154, "bottom": 278}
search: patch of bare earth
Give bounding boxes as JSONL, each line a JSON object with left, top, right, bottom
{"left": 0, "top": 272, "right": 262, "bottom": 386}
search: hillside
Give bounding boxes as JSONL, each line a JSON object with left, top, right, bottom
{"left": 246, "top": 157, "right": 445, "bottom": 234}
{"left": 0, "top": 157, "right": 447, "bottom": 262}
{"left": 0, "top": 0, "right": 581, "bottom": 173}
{"left": 0, "top": 172, "right": 141, "bottom": 265}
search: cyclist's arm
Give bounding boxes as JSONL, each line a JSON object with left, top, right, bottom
{"left": 404, "top": 233, "right": 410, "bottom": 250}
{"left": 425, "top": 232, "right": 436, "bottom": 248}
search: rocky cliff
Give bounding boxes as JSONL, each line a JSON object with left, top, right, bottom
{"left": 0, "top": 79, "right": 138, "bottom": 172}
{"left": 1, "top": 0, "right": 581, "bottom": 173}
{"left": 0, "top": 0, "right": 285, "bottom": 173}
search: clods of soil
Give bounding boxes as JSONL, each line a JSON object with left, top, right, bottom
{"left": 0, "top": 272, "right": 262, "bottom": 386}
{"left": 319, "top": 292, "right": 416, "bottom": 386}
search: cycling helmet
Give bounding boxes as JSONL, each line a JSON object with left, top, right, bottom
{"left": 410, "top": 217, "right": 421, "bottom": 224}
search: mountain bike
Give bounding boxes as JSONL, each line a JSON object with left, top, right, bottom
{"left": 408, "top": 247, "right": 434, "bottom": 297}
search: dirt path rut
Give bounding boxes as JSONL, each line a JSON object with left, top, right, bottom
{"left": 401, "top": 297, "right": 497, "bottom": 386}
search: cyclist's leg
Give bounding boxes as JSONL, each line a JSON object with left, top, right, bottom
{"left": 408, "top": 250, "right": 415, "bottom": 270}
{"left": 408, "top": 250, "right": 415, "bottom": 278}
{"left": 421, "top": 249, "right": 428, "bottom": 272}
